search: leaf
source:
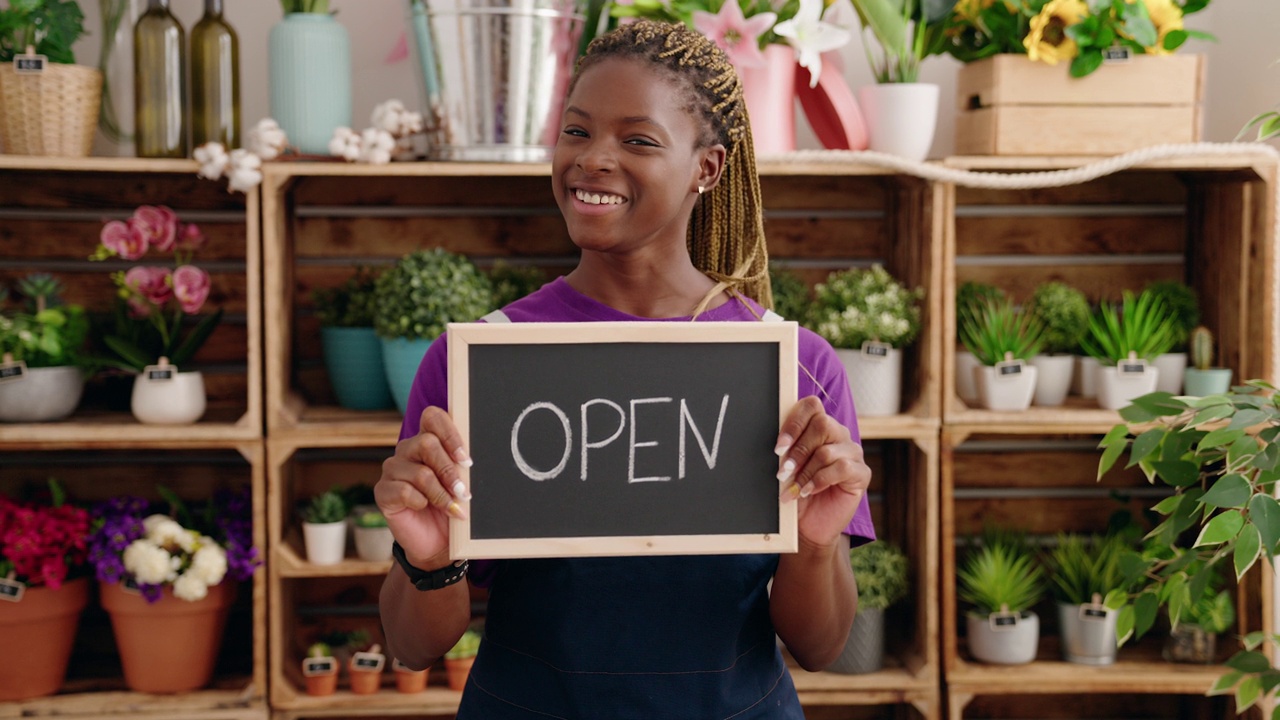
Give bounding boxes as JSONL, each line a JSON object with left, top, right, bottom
{"left": 1227, "top": 650, "right": 1273, "bottom": 673}
{"left": 1150, "top": 459, "right": 1199, "bottom": 487}
{"left": 1243, "top": 631, "right": 1268, "bottom": 651}
{"left": 1248, "top": 494, "right": 1280, "bottom": 558}
{"left": 1133, "top": 591, "right": 1158, "bottom": 639}
{"left": 1099, "top": 441, "right": 1127, "bottom": 481}
{"left": 1115, "top": 604, "right": 1135, "bottom": 646}
{"left": 1126, "top": 428, "right": 1165, "bottom": 468}
{"left": 1236, "top": 675, "right": 1262, "bottom": 712}
{"left": 1229, "top": 435, "right": 1260, "bottom": 470}
{"left": 1254, "top": 443, "right": 1280, "bottom": 472}
{"left": 1162, "top": 28, "right": 1187, "bottom": 52}
{"left": 170, "top": 309, "right": 224, "bottom": 368}
{"left": 1201, "top": 473, "right": 1251, "bottom": 509}
{"left": 1099, "top": 424, "right": 1129, "bottom": 448}
{"left": 1202, "top": 427, "right": 1246, "bottom": 449}
{"left": 1167, "top": 572, "right": 1188, "bottom": 627}
{"left": 1208, "top": 669, "right": 1242, "bottom": 696}
{"left": 1228, "top": 408, "right": 1270, "bottom": 430}
{"left": 1195, "top": 510, "right": 1245, "bottom": 547}
{"left": 1151, "top": 494, "right": 1182, "bottom": 515}
{"left": 1070, "top": 49, "right": 1104, "bottom": 78}
{"left": 1128, "top": 391, "right": 1183, "bottom": 417}
{"left": 849, "top": 0, "right": 908, "bottom": 58}
{"left": 1191, "top": 404, "right": 1234, "bottom": 427}
{"left": 103, "top": 335, "right": 151, "bottom": 372}
{"left": 1236, "top": 523, "right": 1263, "bottom": 580}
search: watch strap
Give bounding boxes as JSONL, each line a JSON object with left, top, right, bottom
{"left": 392, "top": 541, "right": 469, "bottom": 591}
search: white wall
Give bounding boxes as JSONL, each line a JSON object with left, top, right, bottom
{"left": 71, "top": 0, "right": 1280, "bottom": 157}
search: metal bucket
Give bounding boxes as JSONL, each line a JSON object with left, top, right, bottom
{"left": 408, "top": 0, "right": 584, "bottom": 162}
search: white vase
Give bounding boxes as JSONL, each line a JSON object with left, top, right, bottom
{"left": 1029, "top": 354, "right": 1074, "bottom": 407}
{"left": 856, "top": 83, "right": 939, "bottom": 161}
{"left": 955, "top": 349, "right": 981, "bottom": 406}
{"left": 966, "top": 611, "right": 1039, "bottom": 665}
{"left": 1153, "top": 352, "right": 1187, "bottom": 394}
{"left": 0, "top": 366, "right": 85, "bottom": 422}
{"left": 835, "top": 348, "right": 903, "bottom": 417}
{"left": 302, "top": 521, "right": 348, "bottom": 566}
{"left": 974, "top": 364, "right": 1038, "bottom": 411}
{"left": 353, "top": 525, "right": 394, "bottom": 562}
{"left": 1072, "top": 356, "right": 1100, "bottom": 398}
{"left": 1058, "top": 602, "right": 1119, "bottom": 665}
{"left": 130, "top": 370, "right": 206, "bottom": 424}
{"left": 1096, "top": 365, "right": 1160, "bottom": 411}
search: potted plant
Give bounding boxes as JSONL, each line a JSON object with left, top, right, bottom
{"left": 347, "top": 640, "right": 386, "bottom": 695}
{"left": 87, "top": 488, "right": 260, "bottom": 693}
{"left": 811, "top": 264, "right": 923, "bottom": 417}
{"left": 0, "top": 479, "right": 91, "bottom": 701}
{"left": 1044, "top": 533, "right": 1130, "bottom": 666}
{"left": 444, "top": 628, "right": 481, "bottom": 692}
{"left": 352, "top": 508, "right": 393, "bottom": 562}
{"left": 92, "top": 206, "right": 223, "bottom": 425}
{"left": 373, "top": 248, "right": 492, "bottom": 414}
{"left": 768, "top": 268, "right": 813, "bottom": 327}
{"left": 1161, "top": 558, "right": 1233, "bottom": 665}
{"left": 301, "top": 489, "right": 348, "bottom": 566}
{"left": 0, "top": 0, "right": 103, "bottom": 156}
{"left": 954, "top": 281, "right": 1006, "bottom": 405}
{"left": 1182, "top": 325, "right": 1232, "bottom": 396}
{"left": 393, "top": 656, "right": 429, "bottom": 693}
{"left": 1143, "top": 280, "right": 1200, "bottom": 394}
{"left": 488, "top": 260, "right": 548, "bottom": 309}
{"left": 0, "top": 275, "right": 90, "bottom": 422}
{"left": 958, "top": 297, "right": 1044, "bottom": 412}
{"left": 827, "top": 540, "right": 908, "bottom": 674}
{"left": 957, "top": 531, "right": 1043, "bottom": 665}
{"left": 1079, "top": 289, "right": 1178, "bottom": 411}
{"left": 302, "top": 641, "right": 339, "bottom": 696}
{"left": 312, "top": 267, "right": 394, "bottom": 411}
{"left": 1025, "top": 281, "right": 1089, "bottom": 407}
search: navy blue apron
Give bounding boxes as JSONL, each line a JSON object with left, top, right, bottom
{"left": 456, "top": 554, "right": 804, "bottom": 719}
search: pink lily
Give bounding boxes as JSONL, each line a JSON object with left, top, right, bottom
{"left": 693, "top": 0, "right": 777, "bottom": 69}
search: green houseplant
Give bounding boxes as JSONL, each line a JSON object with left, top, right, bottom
{"left": 0, "top": 275, "right": 90, "bottom": 422}
{"left": 312, "top": 268, "right": 393, "bottom": 411}
{"left": 1045, "top": 533, "right": 1131, "bottom": 665}
{"left": 374, "top": 248, "right": 493, "bottom": 415}
{"left": 958, "top": 298, "right": 1044, "bottom": 412}
{"left": 827, "top": 541, "right": 909, "bottom": 674}
{"left": 445, "top": 628, "right": 482, "bottom": 691}
{"left": 1080, "top": 289, "right": 1179, "bottom": 410}
{"left": 1144, "top": 280, "right": 1200, "bottom": 394}
{"left": 812, "top": 264, "right": 923, "bottom": 417}
{"left": 351, "top": 508, "right": 393, "bottom": 562}
{"left": 768, "top": 268, "right": 813, "bottom": 327}
{"left": 957, "top": 532, "right": 1043, "bottom": 665}
{"left": 1161, "top": 557, "right": 1233, "bottom": 664}
{"left": 954, "top": 281, "right": 1007, "bottom": 404}
{"left": 1025, "top": 281, "right": 1090, "bottom": 407}
{"left": 301, "top": 489, "right": 348, "bottom": 566}
{"left": 487, "top": 261, "right": 548, "bottom": 309}
{"left": 1182, "top": 326, "right": 1232, "bottom": 396}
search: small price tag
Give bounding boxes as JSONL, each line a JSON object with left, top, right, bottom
{"left": 14, "top": 53, "right": 46, "bottom": 74}
{"left": 994, "top": 358, "right": 1025, "bottom": 380}
{"left": 1102, "top": 46, "right": 1131, "bottom": 63}
{"left": 1118, "top": 358, "right": 1147, "bottom": 375}
{"left": 0, "top": 359, "right": 27, "bottom": 384}
{"left": 1080, "top": 604, "right": 1110, "bottom": 621}
{"left": 861, "top": 341, "right": 892, "bottom": 360}
{"left": 987, "top": 610, "right": 1020, "bottom": 631}
{"left": 121, "top": 577, "right": 141, "bottom": 594}
{"left": 351, "top": 651, "right": 385, "bottom": 672}
{"left": 143, "top": 363, "right": 177, "bottom": 382}
{"left": 0, "top": 578, "right": 25, "bottom": 603}
{"left": 302, "top": 657, "right": 337, "bottom": 676}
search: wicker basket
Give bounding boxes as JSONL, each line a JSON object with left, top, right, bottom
{"left": 0, "top": 63, "right": 103, "bottom": 157}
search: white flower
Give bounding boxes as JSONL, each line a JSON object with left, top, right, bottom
{"left": 173, "top": 572, "right": 209, "bottom": 602}
{"left": 123, "top": 540, "right": 177, "bottom": 585}
{"left": 772, "top": 0, "right": 852, "bottom": 87}
{"left": 247, "top": 118, "right": 288, "bottom": 160}
{"left": 328, "top": 126, "right": 361, "bottom": 162}
{"left": 145, "top": 516, "right": 192, "bottom": 550}
{"left": 194, "top": 142, "right": 229, "bottom": 180}
{"left": 227, "top": 149, "right": 264, "bottom": 193}
{"left": 190, "top": 542, "right": 228, "bottom": 586}
{"left": 358, "top": 128, "right": 396, "bottom": 165}
{"left": 371, "top": 99, "right": 424, "bottom": 138}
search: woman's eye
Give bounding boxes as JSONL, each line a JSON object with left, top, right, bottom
{"left": 563, "top": 128, "right": 587, "bottom": 138}
{"left": 626, "top": 137, "right": 658, "bottom": 147}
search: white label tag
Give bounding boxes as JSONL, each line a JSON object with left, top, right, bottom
{"left": 0, "top": 359, "right": 27, "bottom": 384}
{"left": 351, "top": 651, "right": 385, "bottom": 672}
{"left": 14, "top": 53, "right": 47, "bottom": 74}
{"left": 994, "top": 359, "right": 1025, "bottom": 381}
{"left": 1118, "top": 358, "right": 1147, "bottom": 375}
{"left": 861, "top": 341, "right": 892, "bottom": 360}
{"left": 302, "top": 657, "right": 337, "bottom": 676}
{"left": 142, "top": 364, "right": 177, "bottom": 382}
{"left": 0, "top": 578, "right": 25, "bottom": 602}
{"left": 988, "top": 611, "right": 1020, "bottom": 631}
{"left": 1079, "top": 603, "right": 1110, "bottom": 621}
{"left": 1102, "top": 46, "right": 1131, "bottom": 63}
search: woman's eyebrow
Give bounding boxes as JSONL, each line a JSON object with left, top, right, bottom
{"left": 564, "top": 106, "right": 665, "bottom": 130}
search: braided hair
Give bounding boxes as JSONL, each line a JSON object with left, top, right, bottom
{"left": 574, "top": 20, "right": 773, "bottom": 309}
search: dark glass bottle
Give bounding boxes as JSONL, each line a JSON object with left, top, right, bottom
{"left": 191, "top": 0, "right": 240, "bottom": 148}
{"left": 134, "top": 0, "right": 187, "bottom": 158}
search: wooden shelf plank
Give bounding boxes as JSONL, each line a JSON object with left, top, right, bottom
{"left": 0, "top": 688, "right": 265, "bottom": 719}
{"left": 0, "top": 411, "right": 259, "bottom": 448}
{"left": 271, "top": 682, "right": 461, "bottom": 715}
{"left": 0, "top": 156, "right": 200, "bottom": 173}
{"left": 792, "top": 665, "right": 934, "bottom": 704}
{"left": 275, "top": 543, "right": 391, "bottom": 579}
{"left": 944, "top": 404, "right": 1125, "bottom": 436}
{"left": 944, "top": 152, "right": 1275, "bottom": 176}
{"left": 948, "top": 657, "right": 1225, "bottom": 695}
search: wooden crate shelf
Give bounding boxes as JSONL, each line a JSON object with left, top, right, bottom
{"left": 0, "top": 687, "right": 267, "bottom": 720}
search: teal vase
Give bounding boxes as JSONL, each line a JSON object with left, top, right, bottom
{"left": 381, "top": 337, "right": 435, "bottom": 415}
{"left": 321, "top": 327, "right": 394, "bottom": 411}
{"left": 1183, "top": 367, "right": 1233, "bottom": 396}
{"left": 268, "top": 13, "right": 352, "bottom": 154}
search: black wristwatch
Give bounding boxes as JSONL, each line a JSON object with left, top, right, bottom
{"left": 392, "top": 541, "right": 469, "bottom": 591}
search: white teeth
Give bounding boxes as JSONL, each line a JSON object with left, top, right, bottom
{"left": 575, "top": 189, "right": 623, "bottom": 205}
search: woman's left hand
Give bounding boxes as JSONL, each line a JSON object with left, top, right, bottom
{"left": 775, "top": 396, "right": 871, "bottom": 548}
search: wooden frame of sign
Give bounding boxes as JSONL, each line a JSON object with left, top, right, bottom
{"left": 447, "top": 321, "right": 799, "bottom": 559}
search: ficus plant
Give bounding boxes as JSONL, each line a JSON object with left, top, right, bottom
{"left": 1097, "top": 381, "right": 1280, "bottom": 714}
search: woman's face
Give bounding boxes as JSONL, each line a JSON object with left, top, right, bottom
{"left": 552, "top": 57, "right": 723, "bottom": 258}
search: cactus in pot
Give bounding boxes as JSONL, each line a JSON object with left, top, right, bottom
{"left": 1182, "top": 326, "right": 1232, "bottom": 396}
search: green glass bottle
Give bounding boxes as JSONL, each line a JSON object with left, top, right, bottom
{"left": 191, "top": 0, "right": 240, "bottom": 149}
{"left": 134, "top": 0, "right": 187, "bottom": 158}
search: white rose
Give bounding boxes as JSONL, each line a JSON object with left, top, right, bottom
{"left": 123, "top": 541, "right": 175, "bottom": 585}
{"left": 147, "top": 518, "right": 190, "bottom": 549}
{"left": 190, "top": 543, "right": 228, "bottom": 586}
{"left": 173, "top": 573, "right": 209, "bottom": 602}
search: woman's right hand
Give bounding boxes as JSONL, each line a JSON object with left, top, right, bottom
{"left": 375, "top": 406, "right": 473, "bottom": 569}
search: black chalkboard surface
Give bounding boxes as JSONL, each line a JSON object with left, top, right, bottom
{"left": 448, "top": 322, "right": 798, "bottom": 559}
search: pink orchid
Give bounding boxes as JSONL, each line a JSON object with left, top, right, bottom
{"left": 124, "top": 266, "right": 174, "bottom": 307}
{"left": 172, "top": 265, "right": 212, "bottom": 314}
{"left": 100, "top": 220, "right": 149, "bottom": 261}
{"left": 693, "top": 0, "right": 777, "bottom": 69}
{"left": 176, "top": 223, "right": 206, "bottom": 251}
{"left": 133, "top": 205, "right": 179, "bottom": 253}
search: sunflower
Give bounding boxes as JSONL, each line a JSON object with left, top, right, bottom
{"left": 1140, "top": 0, "right": 1184, "bottom": 54}
{"left": 1024, "top": 0, "right": 1089, "bottom": 65}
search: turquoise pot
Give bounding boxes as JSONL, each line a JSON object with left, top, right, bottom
{"left": 321, "top": 327, "right": 394, "bottom": 411}
{"left": 268, "top": 13, "right": 352, "bottom": 154}
{"left": 1183, "top": 367, "right": 1233, "bottom": 396}
{"left": 381, "top": 337, "right": 435, "bottom": 415}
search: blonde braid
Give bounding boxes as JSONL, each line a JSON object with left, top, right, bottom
{"left": 577, "top": 21, "right": 773, "bottom": 309}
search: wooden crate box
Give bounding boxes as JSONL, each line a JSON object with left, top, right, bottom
{"left": 954, "top": 54, "right": 1204, "bottom": 156}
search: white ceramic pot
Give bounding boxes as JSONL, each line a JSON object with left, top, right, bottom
{"left": 302, "top": 521, "right": 348, "bottom": 566}
{"left": 0, "top": 366, "right": 84, "bottom": 422}
{"left": 856, "top": 83, "right": 939, "bottom": 161}
{"left": 1153, "top": 353, "right": 1187, "bottom": 394}
{"left": 1096, "top": 365, "right": 1160, "bottom": 411}
{"left": 1029, "top": 354, "right": 1074, "bottom": 407}
{"left": 955, "top": 350, "right": 981, "bottom": 406}
{"left": 1072, "top": 356, "right": 1100, "bottom": 398}
{"left": 966, "top": 611, "right": 1039, "bottom": 665}
{"left": 835, "top": 348, "right": 903, "bottom": 417}
{"left": 974, "top": 364, "right": 1038, "bottom": 411}
{"left": 1058, "top": 602, "right": 1118, "bottom": 665}
{"left": 353, "top": 525, "right": 394, "bottom": 562}
{"left": 130, "top": 370, "right": 206, "bottom": 424}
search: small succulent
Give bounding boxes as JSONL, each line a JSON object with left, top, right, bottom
{"left": 1189, "top": 325, "right": 1215, "bottom": 370}
{"left": 445, "top": 629, "right": 482, "bottom": 660}
{"left": 1143, "top": 280, "right": 1200, "bottom": 349}
{"left": 848, "top": 541, "right": 909, "bottom": 611}
{"left": 957, "top": 539, "right": 1043, "bottom": 616}
{"left": 303, "top": 490, "right": 347, "bottom": 525}
{"left": 1079, "top": 289, "right": 1179, "bottom": 363}
{"left": 373, "top": 249, "right": 493, "bottom": 341}
{"left": 1026, "top": 282, "right": 1090, "bottom": 355}
{"left": 0, "top": 274, "right": 89, "bottom": 368}
{"left": 958, "top": 298, "right": 1045, "bottom": 366}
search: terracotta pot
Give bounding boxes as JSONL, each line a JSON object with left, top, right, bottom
{"left": 304, "top": 670, "right": 338, "bottom": 696}
{"left": 0, "top": 577, "right": 90, "bottom": 701}
{"left": 99, "top": 580, "right": 235, "bottom": 693}
{"left": 444, "top": 656, "right": 474, "bottom": 692}
{"left": 395, "top": 666, "right": 428, "bottom": 693}
{"left": 348, "top": 666, "right": 382, "bottom": 694}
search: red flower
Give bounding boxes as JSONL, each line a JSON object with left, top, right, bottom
{"left": 133, "top": 205, "right": 179, "bottom": 253}
{"left": 0, "top": 497, "right": 90, "bottom": 589}
{"left": 100, "top": 219, "right": 148, "bottom": 261}
{"left": 172, "top": 265, "right": 211, "bottom": 314}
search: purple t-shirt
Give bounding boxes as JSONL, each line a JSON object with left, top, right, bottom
{"left": 399, "top": 277, "right": 876, "bottom": 577}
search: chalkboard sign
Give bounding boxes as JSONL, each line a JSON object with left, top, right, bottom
{"left": 988, "top": 611, "right": 1020, "bottom": 630}
{"left": 0, "top": 578, "right": 24, "bottom": 602}
{"left": 1119, "top": 359, "right": 1147, "bottom": 375}
{"left": 302, "top": 657, "right": 336, "bottom": 676}
{"left": 351, "top": 651, "right": 385, "bottom": 672}
{"left": 995, "top": 359, "right": 1024, "bottom": 378}
{"left": 0, "top": 360, "right": 26, "bottom": 384}
{"left": 448, "top": 322, "right": 798, "bottom": 559}
{"left": 144, "top": 364, "right": 176, "bottom": 381}
{"left": 861, "top": 341, "right": 891, "bottom": 359}
{"left": 14, "top": 54, "right": 46, "bottom": 73}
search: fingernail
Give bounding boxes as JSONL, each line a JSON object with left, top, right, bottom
{"left": 774, "top": 435, "right": 793, "bottom": 457}
{"left": 799, "top": 483, "right": 813, "bottom": 499}
{"left": 780, "top": 482, "right": 801, "bottom": 501}
{"left": 452, "top": 480, "right": 471, "bottom": 502}
{"left": 776, "top": 459, "right": 796, "bottom": 483}
{"left": 454, "top": 448, "right": 474, "bottom": 468}
{"left": 447, "top": 502, "right": 468, "bottom": 520}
